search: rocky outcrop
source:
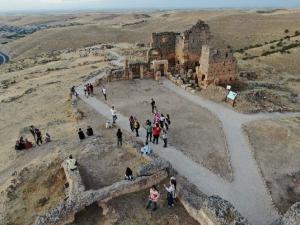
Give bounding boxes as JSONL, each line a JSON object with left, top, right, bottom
{"left": 176, "top": 176, "right": 250, "bottom": 225}
{"left": 138, "top": 158, "right": 171, "bottom": 176}
{"left": 272, "top": 202, "right": 300, "bottom": 225}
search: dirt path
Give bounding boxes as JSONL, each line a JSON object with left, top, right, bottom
{"left": 76, "top": 49, "right": 300, "bottom": 225}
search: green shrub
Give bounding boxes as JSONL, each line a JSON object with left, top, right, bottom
{"left": 284, "top": 29, "right": 289, "bottom": 33}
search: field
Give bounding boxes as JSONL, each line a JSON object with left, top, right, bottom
{"left": 244, "top": 117, "right": 300, "bottom": 213}
{"left": 1, "top": 8, "right": 300, "bottom": 224}
{"left": 95, "top": 79, "right": 232, "bottom": 180}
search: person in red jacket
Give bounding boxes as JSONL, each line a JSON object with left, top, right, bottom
{"left": 152, "top": 123, "right": 161, "bottom": 144}
{"left": 146, "top": 185, "right": 160, "bottom": 211}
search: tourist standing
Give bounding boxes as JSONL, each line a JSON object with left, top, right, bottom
{"left": 162, "top": 130, "right": 168, "bottom": 148}
{"left": 146, "top": 185, "right": 160, "bottom": 211}
{"left": 164, "top": 180, "right": 176, "bottom": 208}
{"left": 84, "top": 85, "right": 88, "bottom": 97}
{"left": 152, "top": 123, "right": 161, "bottom": 144}
{"left": 102, "top": 87, "right": 107, "bottom": 101}
{"left": 35, "top": 128, "right": 43, "bottom": 146}
{"left": 90, "top": 83, "right": 94, "bottom": 96}
{"left": 160, "top": 114, "right": 165, "bottom": 128}
{"left": 151, "top": 98, "right": 156, "bottom": 113}
{"left": 116, "top": 128, "right": 123, "bottom": 147}
{"left": 29, "top": 125, "right": 36, "bottom": 143}
{"left": 111, "top": 106, "right": 117, "bottom": 124}
{"left": 133, "top": 118, "right": 140, "bottom": 137}
{"left": 145, "top": 120, "right": 152, "bottom": 142}
{"left": 129, "top": 116, "right": 135, "bottom": 132}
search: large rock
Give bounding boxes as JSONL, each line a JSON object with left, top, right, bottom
{"left": 177, "top": 176, "right": 250, "bottom": 225}
{"left": 272, "top": 202, "right": 300, "bottom": 225}
{"left": 138, "top": 158, "right": 170, "bottom": 176}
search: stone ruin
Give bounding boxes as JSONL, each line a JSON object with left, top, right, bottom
{"left": 102, "top": 19, "right": 237, "bottom": 92}
{"left": 33, "top": 146, "right": 254, "bottom": 225}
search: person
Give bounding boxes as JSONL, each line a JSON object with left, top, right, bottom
{"left": 164, "top": 180, "right": 176, "bottom": 208}
{"left": 19, "top": 136, "right": 26, "bottom": 149}
{"left": 44, "top": 133, "right": 51, "bottom": 143}
{"left": 116, "top": 128, "right": 122, "bottom": 147}
{"left": 89, "top": 83, "right": 94, "bottom": 96}
{"left": 152, "top": 123, "right": 161, "bottom": 144}
{"left": 145, "top": 120, "right": 152, "bottom": 142}
{"left": 151, "top": 98, "right": 156, "bottom": 113}
{"left": 129, "top": 116, "right": 135, "bottom": 132}
{"left": 133, "top": 118, "right": 140, "bottom": 137}
{"left": 86, "top": 126, "right": 94, "bottom": 136}
{"left": 15, "top": 140, "right": 23, "bottom": 151}
{"left": 170, "top": 176, "right": 177, "bottom": 197}
{"left": 66, "top": 155, "right": 78, "bottom": 171}
{"left": 111, "top": 106, "right": 117, "bottom": 124}
{"left": 102, "top": 87, "right": 107, "bottom": 101}
{"left": 140, "top": 142, "right": 152, "bottom": 155}
{"left": 24, "top": 138, "right": 33, "bottom": 149}
{"left": 125, "top": 167, "right": 133, "bottom": 180}
{"left": 160, "top": 114, "right": 165, "bottom": 128}
{"left": 153, "top": 112, "right": 160, "bottom": 125}
{"left": 29, "top": 125, "right": 36, "bottom": 143}
{"left": 71, "top": 86, "right": 78, "bottom": 97}
{"left": 78, "top": 128, "right": 85, "bottom": 140}
{"left": 84, "top": 85, "right": 88, "bottom": 97}
{"left": 162, "top": 130, "right": 168, "bottom": 148}
{"left": 35, "top": 128, "right": 43, "bottom": 146}
{"left": 87, "top": 84, "right": 91, "bottom": 97}
{"left": 146, "top": 185, "right": 160, "bottom": 211}
{"left": 165, "top": 114, "right": 171, "bottom": 130}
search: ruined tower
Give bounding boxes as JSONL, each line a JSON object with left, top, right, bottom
{"left": 197, "top": 45, "right": 237, "bottom": 88}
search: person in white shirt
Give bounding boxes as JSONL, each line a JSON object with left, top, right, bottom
{"left": 66, "top": 155, "right": 78, "bottom": 171}
{"left": 140, "top": 142, "right": 152, "bottom": 155}
{"left": 111, "top": 106, "right": 117, "bottom": 124}
{"left": 102, "top": 87, "right": 107, "bottom": 101}
{"left": 164, "top": 180, "right": 176, "bottom": 208}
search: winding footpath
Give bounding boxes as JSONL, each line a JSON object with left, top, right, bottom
{"left": 76, "top": 49, "right": 300, "bottom": 225}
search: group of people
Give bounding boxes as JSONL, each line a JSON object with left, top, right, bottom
{"left": 78, "top": 126, "right": 94, "bottom": 140}
{"left": 147, "top": 177, "right": 177, "bottom": 210}
{"left": 84, "top": 83, "right": 94, "bottom": 97}
{"left": 123, "top": 167, "right": 177, "bottom": 210}
{"left": 15, "top": 125, "right": 51, "bottom": 151}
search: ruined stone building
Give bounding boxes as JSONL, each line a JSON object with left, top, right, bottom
{"left": 147, "top": 20, "right": 237, "bottom": 88}
{"left": 106, "top": 20, "right": 237, "bottom": 89}
{"left": 197, "top": 45, "right": 237, "bottom": 87}
{"left": 148, "top": 20, "right": 211, "bottom": 69}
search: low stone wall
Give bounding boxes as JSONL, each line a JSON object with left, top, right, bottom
{"left": 176, "top": 176, "right": 250, "bottom": 225}
{"left": 34, "top": 159, "right": 169, "bottom": 225}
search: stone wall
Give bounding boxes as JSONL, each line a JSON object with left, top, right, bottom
{"left": 176, "top": 20, "right": 211, "bottom": 69}
{"left": 151, "top": 32, "right": 178, "bottom": 65}
{"left": 198, "top": 45, "right": 237, "bottom": 87}
{"left": 176, "top": 176, "right": 250, "bottom": 225}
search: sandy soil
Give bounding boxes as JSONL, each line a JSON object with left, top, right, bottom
{"left": 95, "top": 79, "right": 231, "bottom": 180}
{"left": 244, "top": 117, "right": 300, "bottom": 213}
{"left": 71, "top": 184, "right": 199, "bottom": 225}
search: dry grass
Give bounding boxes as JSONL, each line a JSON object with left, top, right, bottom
{"left": 244, "top": 117, "right": 300, "bottom": 213}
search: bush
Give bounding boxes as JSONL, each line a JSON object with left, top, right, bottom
{"left": 295, "top": 31, "right": 300, "bottom": 36}
{"left": 270, "top": 45, "right": 275, "bottom": 49}
{"left": 285, "top": 29, "right": 289, "bottom": 33}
